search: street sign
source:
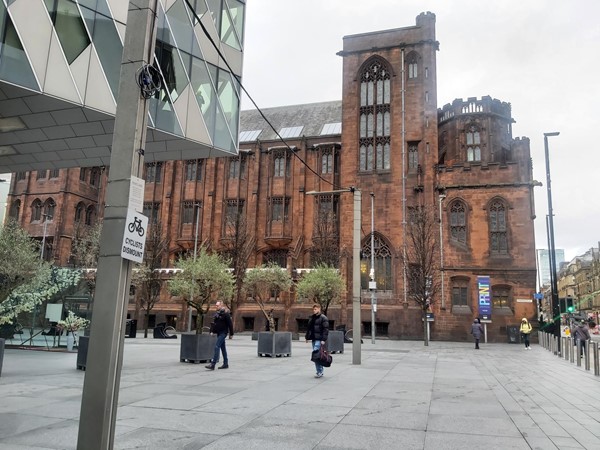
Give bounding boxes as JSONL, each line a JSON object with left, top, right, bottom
{"left": 128, "top": 176, "right": 145, "bottom": 213}
{"left": 121, "top": 209, "right": 148, "bottom": 263}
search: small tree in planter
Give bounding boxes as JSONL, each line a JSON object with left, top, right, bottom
{"left": 296, "top": 265, "right": 345, "bottom": 352}
{"left": 168, "top": 248, "right": 234, "bottom": 363}
{"left": 244, "top": 264, "right": 293, "bottom": 357}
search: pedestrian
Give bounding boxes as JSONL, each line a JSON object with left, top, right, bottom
{"left": 573, "top": 320, "right": 591, "bottom": 357}
{"left": 305, "top": 304, "right": 329, "bottom": 378}
{"left": 205, "top": 301, "right": 234, "bottom": 370}
{"left": 470, "top": 318, "right": 483, "bottom": 349}
{"left": 520, "top": 318, "right": 533, "bottom": 349}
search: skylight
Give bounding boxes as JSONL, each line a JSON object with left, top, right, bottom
{"left": 239, "top": 129, "right": 262, "bottom": 142}
{"left": 279, "top": 126, "right": 304, "bottom": 138}
{"left": 320, "top": 122, "right": 342, "bottom": 135}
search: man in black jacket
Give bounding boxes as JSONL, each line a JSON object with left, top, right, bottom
{"left": 305, "top": 304, "right": 329, "bottom": 378}
{"left": 206, "top": 301, "right": 234, "bottom": 370}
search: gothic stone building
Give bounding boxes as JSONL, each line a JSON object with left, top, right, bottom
{"left": 6, "top": 12, "right": 538, "bottom": 340}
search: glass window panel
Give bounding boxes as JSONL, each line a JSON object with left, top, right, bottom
{"left": 474, "top": 131, "right": 480, "bottom": 144}
{"left": 80, "top": 6, "right": 123, "bottom": 98}
{"left": 367, "top": 113, "right": 373, "bottom": 137}
{"left": 360, "top": 115, "right": 366, "bottom": 138}
{"left": 0, "top": 3, "right": 39, "bottom": 90}
{"left": 376, "top": 112, "right": 383, "bottom": 137}
{"left": 166, "top": 0, "right": 196, "bottom": 55}
{"left": 376, "top": 80, "right": 383, "bottom": 105}
{"left": 383, "top": 111, "right": 390, "bottom": 136}
{"left": 360, "top": 82, "right": 367, "bottom": 107}
{"left": 376, "top": 143, "right": 383, "bottom": 169}
{"left": 367, "top": 144, "right": 374, "bottom": 170}
{"left": 466, "top": 132, "right": 473, "bottom": 145}
{"left": 220, "top": 0, "right": 244, "bottom": 50}
{"left": 45, "top": 0, "right": 91, "bottom": 64}
{"left": 215, "top": 68, "right": 239, "bottom": 152}
{"left": 359, "top": 145, "right": 366, "bottom": 171}
{"left": 207, "top": 0, "right": 222, "bottom": 30}
{"left": 191, "top": 58, "right": 217, "bottom": 138}
{"left": 383, "top": 79, "right": 390, "bottom": 103}
{"left": 383, "top": 143, "right": 390, "bottom": 169}
{"left": 367, "top": 81, "right": 373, "bottom": 106}
{"left": 78, "top": 0, "right": 111, "bottom": 17}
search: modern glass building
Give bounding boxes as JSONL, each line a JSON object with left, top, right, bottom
{"left": 0, "top": 0, "right": 245, "bottom": 173}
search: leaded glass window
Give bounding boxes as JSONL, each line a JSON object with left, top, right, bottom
{"left": 145, "top": 162, "right": 162, "bottom": 183}
{"left": 449, "top": 201, "right": 467, "bottom": 244}
{"left": 489, "top": 200, "right": 508, "bottom": 254}
{"left": 359, "top": 59, "right": 391, "bottom": 172}
{"left": 360, "top": 234, "right": 393, "bottom": 291}
{"left": 75, "top": 202, "right": 84, "bottom": 223}
{"left": 408, "top": 142, "right": 419, "bottom": 171}
{"left": 185, "top": 160, "right": 203, "bottom": 181}
{"left": 31, "top": 199, "right": 42, "bottom": 222}
{"left": 466, "top": 125, "right": 481, "bottom": 162}
{"left": 270, "top": 197, "right": 289, "bottom": 222}
{"left": 492, "top": 285, "right": 511, "bottom": 309}
{"left": 85, "top": 206, "right": 95, "bottom": 226}
{"left": 143, "top": 202, "right": 160, "bottom": 224}
{"left": 9, "top": 200, "right": 20, "bottom": 219}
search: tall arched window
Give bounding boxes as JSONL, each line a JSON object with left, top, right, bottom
{"left": 44, "top": 198, "right": 55, "bottom": 221}
{"left": 449, "top": 200, "right": 467, "bottom": 244}
{"left": 466, "top": 125, "right": 481, "bottom": 162}
{"left": 406, "top": 51, "right": 420, "bottom": 79}
{"left": 360, "top": 234, "right": 393, "bottom": 291}
{"left": 75, "top": 202, "right": 85, "bottom": 223}
{"left": 85, "top": 206, "right": 96, "bottom": 226}
{"left": 9, "top": 200, "right": 20, "bottom": 220}
{"left": 489, "top": 200, "right": 508, "bottom": 254}
{"left": 31, "top": 199, "right": 42, "bottom": 222}
{"left": 359, "top": 59, "right": 391, "bottom": 171}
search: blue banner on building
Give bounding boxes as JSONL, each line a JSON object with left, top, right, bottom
{"left": 477, "top": 276, "right": 491, "bottom": 320}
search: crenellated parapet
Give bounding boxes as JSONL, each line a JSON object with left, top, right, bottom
{"left": 438, "top": 96, "right": 513, "bottom": 124}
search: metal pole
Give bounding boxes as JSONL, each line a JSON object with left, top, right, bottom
{"left": 370, "top": 192, "right": 375, "bottom": 344}
{"left": 593, "top": 341, "right": 599, "bottom": 376}
{"left": 187, "top": 204, "right": 201, "bottom": 332}
{"left": 352, "top": 188, "right": 362, "bottom": 364}
{"left": 77, "top": 2, "right": 158, "bottom": 448}
{"left": 544, "top": 132, "right": 560, "bottom": 355}
{"left": 585, "top": 340, "right": 590, "bottom": 371}
{"left": 438, "top": 194, "right": 446, "bottom": 309}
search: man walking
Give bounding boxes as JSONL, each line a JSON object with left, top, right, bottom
{"left": 305, "top": 304, "right": 329, "bottom": 378}
{"left": 206, "top": 301, "right": 234, "bottom": 370}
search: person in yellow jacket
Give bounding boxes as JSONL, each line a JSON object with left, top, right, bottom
{"left": 520, "top": 318, "right": 533, "bottom": 349}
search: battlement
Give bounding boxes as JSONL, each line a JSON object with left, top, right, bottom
{"left": 438, "top": 96, "right": 512, "bottom": 123}
{"left": 416, "top": 11, "right": 436, "bottom": 26}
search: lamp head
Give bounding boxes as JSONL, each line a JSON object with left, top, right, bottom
{"left": 544, "top": 132, "right": 560, "bottom": 137}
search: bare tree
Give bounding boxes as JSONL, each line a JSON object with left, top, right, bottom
{"left": 219, "top": 204, "right": 254, "bottom": 327}
{"left": 131, "top": 222, "right": 170, "bottom": 337}
{"left": 70, "top": 220, "right": 102, "bottom": 295}
{"left": 312, "top": 198, "right": 340, "bottom": 268}
{"left": 402, "top": 206, "right": 440, "bottom": 345}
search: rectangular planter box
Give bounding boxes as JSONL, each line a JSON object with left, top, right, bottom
{"left": 327, "top": 330, "right": 344, "bottom": 354}
{"left": 180, "top": 333, "right": 217, "bottom": 363}
{"left": 77, "top": 336, "right": 89, "bottom": 371}
{"left": 257, "top": 331, "right": 292, "bottom": 357}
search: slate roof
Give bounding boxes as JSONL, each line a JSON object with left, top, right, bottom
{"left": 239, "top": 100, "right": 342, "bottom": 142}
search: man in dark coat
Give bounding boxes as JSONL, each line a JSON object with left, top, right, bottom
{"left": 305, "top": 304, "right": 329, "bottom": 378}
{"left": 206, "top": 301, "right": 234, "bottom": 370}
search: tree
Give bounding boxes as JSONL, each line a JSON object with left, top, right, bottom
{"left": 168, "top": 247, "right": 234, "bottom": 334}
{"left": 131, "top": 222, "right": 170, "bottom": 338}
{"left": 312, "top": 200, "right": 340, "bottom": 267}
{"left": 219, "top": 206, "right": 254, "bottom": 327}
{"left": 296, "top": 265, "right": 345, "bottom": 316}
{"left": 402, "top": 206, "right": 440, "bottom": 345}
{"left": 70, "top": 220, "right": 102, "bottom": 295}
{"left": 243, "top": 263, "right": 292, "bottom": 332}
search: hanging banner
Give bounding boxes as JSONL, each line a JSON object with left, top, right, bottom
{"left": 477, "top": 275, "right": 491, "bottom": 320}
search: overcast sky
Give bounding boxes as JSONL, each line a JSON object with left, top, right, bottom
{"left": 240, "top": 0, "right": 600, "bottom": 262}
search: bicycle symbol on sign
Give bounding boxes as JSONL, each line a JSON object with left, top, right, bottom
{"left": 127, "top": 216, "right": 145, "bottom": 237}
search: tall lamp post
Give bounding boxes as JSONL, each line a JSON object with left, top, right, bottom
{"left": 544, "top": 131, "right": 560, "bottom": 353}
{"left": 187, "top": 203, "right": 201, "bottom": 332}
{"left": 306, "top": 187, "right": 362, "bottom": 364}
{"left": 369, "top": 192, "right": 376, "bottom": 344}
{"left": 438, "top": 193, "right": 446, "bottom": 309}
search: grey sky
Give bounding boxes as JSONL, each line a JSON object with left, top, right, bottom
{"left": 240, "top": 0, "right": 600, "bottom": 261}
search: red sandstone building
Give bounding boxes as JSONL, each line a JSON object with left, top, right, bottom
{"left": 5, "top": 13, "right": 538, "bottom": 341}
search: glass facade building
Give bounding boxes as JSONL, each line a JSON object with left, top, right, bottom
{"left": 0, "top": 0, "right": 245, "bottom": 172}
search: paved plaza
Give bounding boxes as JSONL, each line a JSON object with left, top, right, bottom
{"left": 1, "top": 335, "right": 599, "bottom": 450}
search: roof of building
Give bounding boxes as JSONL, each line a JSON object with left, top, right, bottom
{"left": 239, "top": 100, "right": 342, "bottom": 142}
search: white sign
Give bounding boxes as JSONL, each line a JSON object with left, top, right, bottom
{"left": 516, "top": 298, "right": 533, "bottom": 303}
{"left": 121, "top": 209, "right": 148, "bottom": 263}
{"left": 128, "top": 176, "right": 145, "bottom": 213}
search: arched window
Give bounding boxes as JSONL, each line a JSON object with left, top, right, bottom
{"left": 9, "top": 200, "right": 20, "bottom": 219}
{"left": 321, "top": 151, "right": 334, "bottom": 174}
{"left": 31, "top": 199, "right": 42, "bottom": 222}
{"left": 466, "top": 125, "right": 481, "bottom": 162}
{"left": 85, "top": 206, "right": 96, "bottom": 226}
{"left": 489, "top": 199, "right": 508, "bottom": 254}
{"left": 449, "top": 200, "right": 467, "bottom": 244}
{"left": 75, "top": 202, "right": 85, "bottom": 223}
{"left": 360, "top": 234, "right": 393, "bottom": 291}
{"left": 359, "top": 59, "right": 391, "bottom": 172}
{"left": 406, "top": 51, "right": 420, "bottom": 79}
{"left": 44, "top": 198, "right": 55, "bottom": 221}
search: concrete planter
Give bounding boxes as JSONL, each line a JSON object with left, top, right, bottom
{"left": 327, "top": 330, "right": 344, "bottom": 354}
{"left": 257, "top": 331, "right": 292, "bottom": 357}
{"left": 77, "top": 336, "right": 89, "bottom": 371}
{"left": 180, "top": 333, "right": 217, "bottom": 363}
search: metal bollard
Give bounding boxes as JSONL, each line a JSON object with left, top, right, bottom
{"left": 593, "top": 341, "right": 599, "bottom": 376}
{"left": 562, "top": 337, "right": 566, "bottom": 358}
{"left": 564, "top": 337, "right": 569, "bottom": 361}
{"left": 576, "top": 340, "right": 582, "bottom": 367}
{"left": 585, "top": 340, "right": 590, "bottom": 371}
{"left": 553, "top": 336, "right": 558, "bottom": 355}
{"left": 570, "top": 338, "right": 575, "bottom": 364}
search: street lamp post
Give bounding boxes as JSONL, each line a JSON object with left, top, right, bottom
{"left": 187, "top": 203, "right": 201, "bottom": 332}
{"left": 306, "top": 187, "right": 362, "bottom": 364}
{"left": 438, "top": 193, "right": 446, "bottom": 309}
{"left": 369, "top": 192, "right": 376, "bottom": 344}
{"left": 544, "top": 131, "right": 560, "bottom": 353}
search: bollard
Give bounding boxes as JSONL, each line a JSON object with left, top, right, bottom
{"left": 564, "top": 337, "right": 570, "bottom": 361}
{"left": 562, "top": 337, "right": 566, "bottom": 358}
{"left": 593, "top": 341, "right": 599, "bottom": 376}
{"left": 576, "top": 340, "right": 582, "bottom": 367}
{"left": 585, "top": 340, "right": 590, "bottom": 371}
{"left": 570, "top": 338, "right": 575, "bottom": 364}
{"left": 553, "top": 336, "right": 558, "bottom": 355}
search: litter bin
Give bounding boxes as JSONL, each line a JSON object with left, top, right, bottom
{"left": 507, "top": 325, "right": 521, "bottom": 344}
{"left": 125, "top": 319, "right": 137, "bottom": 338}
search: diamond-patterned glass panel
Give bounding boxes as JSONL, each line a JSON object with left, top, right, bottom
{"left": 0, "top": 3, "right": 38, "bottom": 90}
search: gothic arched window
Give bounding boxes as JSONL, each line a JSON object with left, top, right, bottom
{"left": 406, "top": 51, "right": 420, "bottom": 79}
{"left": 449, "top": 200, "right": 467, "bottom": 244}
{"left": 489, "top": 200, "right": 508, "bottom": 254}
{"left": 9, "top": 200, "right": 20, "bottom": 220}
{"left": 359, "top": 59, "right": 391, "bottom": 172}
{"left": 360, "top": 234, "right": 393, "bottom": 291}
{"left": 466, "top": 125, "right": 481, "bottom": 162}
{"left": 31, "top": 199, "right": 42, "bottom": 222}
